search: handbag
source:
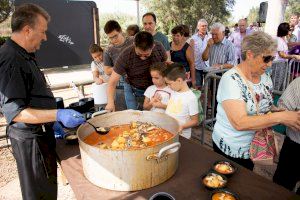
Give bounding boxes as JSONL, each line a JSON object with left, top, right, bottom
{"left": 249, "top": 128, "right": 277, "bottom": 165}
{"left": 235, "top": 67, "right": 277, "bottom": 165}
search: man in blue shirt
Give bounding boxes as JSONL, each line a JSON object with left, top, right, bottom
{"left": 142, "top": 12, "right": 170, "bottom": 60}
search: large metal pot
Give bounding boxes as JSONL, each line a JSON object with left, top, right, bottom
{"left": 77, "top": 110, "right": 181, "bottom": 191}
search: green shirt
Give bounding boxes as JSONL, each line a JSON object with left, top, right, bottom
{"left": 153, "top": 32, "right": 170, "bottom": 51}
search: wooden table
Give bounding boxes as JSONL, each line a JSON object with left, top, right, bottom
{"left": 56, "top": 137, "right": 295, "bottom": 200}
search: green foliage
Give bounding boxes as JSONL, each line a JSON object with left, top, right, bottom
{"left": 141, "top": 0, "right": 235, "bottom": 34}
{"left": 99, "top": 13, "right": 137, "bottom": 46}
{"left": 285, "top": 0, "right": 300, "bottom": 21}
{"left": 0, "top": 36, "right": 9, "bottom": 46}
{"left": 247, "top": 7, "right": 259, "bottom": 24}
{"left": 0, "top": 0, "right": 13, "bottom": 23}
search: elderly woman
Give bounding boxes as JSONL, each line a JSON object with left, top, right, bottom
{"left": 212, "top": 31, "right": 300, "bottom": 170}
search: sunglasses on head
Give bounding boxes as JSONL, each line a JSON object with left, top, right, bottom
{"left": 262, "top": 55, "right": 275, "bottom": 63}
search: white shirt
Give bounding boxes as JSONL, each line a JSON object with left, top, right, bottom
{"left": 228, "top": 29, "right": 252, "bottom": 61}
{"left": 91, "top": 61, "right": 110, "bottom": 82}
{"left": 292, "top": 24, "right": 300, "bottom": 42}
{"left": 144, "top": 85, "right": 173, "bottom": 113}
{"left": 191, "top": 33, "right": 211, "bottom": 70}
{"left": 274, "top": 37, "right": 288, "bottom": 62}
{"left": 165, "top": 90, "right": 198, "bottom": 139}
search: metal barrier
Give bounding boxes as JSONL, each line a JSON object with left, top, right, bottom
{"left": 198, "top": 68, "right": 228, "bottom": 145}
{"left": 270, "top": 59, "right": 300, "bottom": 96}
{"left": 287, "top": 59, "right": 300, "bottom": 84}
{"left": 271, "top": 60, "right": 289, "bottom": 95}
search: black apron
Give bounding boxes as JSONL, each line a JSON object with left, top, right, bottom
{"left": 8, "top": 124, "right": 57, "bottom": 200}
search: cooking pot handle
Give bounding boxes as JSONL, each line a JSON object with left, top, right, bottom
{"left": 91, "top": 110, "right": 109, "bottom": 118}
{"left": 157, "top": 142, "right": 181, "bottom": 158}
{"left": 146, "top": 142, "right": 181, "bottom": 162}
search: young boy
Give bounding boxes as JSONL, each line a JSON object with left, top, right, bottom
{"left": 143, "top": 63, "right": 173, "bottom": 113}
{"left": 89, "top": 44, "right": 110, "bottom": 84}
{"left": 163, "top": 63, "right": 199, "bottom": 139}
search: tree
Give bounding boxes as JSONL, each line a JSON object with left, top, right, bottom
{"left": 0, "top": 0, "right": 13, "bottom": 23}
{"left": 285, "top": 0, "right": 300, "bottom": 21}
{"left": 99, "top": 13, "right": 137, "bottom": 45}
{"left": 141, "top": 0, "right": 235, "bottom": 34}
{"left": 247, "top": 7, "right": 259, "bottom": 24}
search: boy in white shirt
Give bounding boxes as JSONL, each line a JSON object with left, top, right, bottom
{"left": 164, "top": 63, "right": 199, "bottom": 139}
{"left": 89, "top": 44, "right": 110, "bottom": 84}
{"left": 143, "top": 63, "right": 173, "bottom": 113}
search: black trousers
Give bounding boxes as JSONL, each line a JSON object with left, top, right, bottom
{"left": 213, "top": 142, "right": 254, "bottom": 171}
{"left": 8, "top": 125, "right": 57, "bottom": 200}
{"left": 273, "top": 137, "right": 300, "bottom": 194}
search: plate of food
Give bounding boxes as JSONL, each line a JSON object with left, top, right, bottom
{"left": 213, "top": 161, "right": 237, "bottom": 176}
{"left": 211, "top": 189, "right": 239, "bottom": 200}
{"left": 202, "top": 171, "right": 227, "bottom": 190}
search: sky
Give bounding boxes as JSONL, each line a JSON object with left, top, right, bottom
{"left": 91, "top": 0, "right": 266, "bottom": 22}
{"left": 231, "top": 0, "right": 265, "bottom": 21}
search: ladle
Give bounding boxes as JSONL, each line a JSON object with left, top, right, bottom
{"left": 86, "top": 121, "right": 110, "bottom": 135}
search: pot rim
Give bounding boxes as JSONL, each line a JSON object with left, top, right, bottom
{"left": 77, "top": 110, "right": 180, "bottom": 152}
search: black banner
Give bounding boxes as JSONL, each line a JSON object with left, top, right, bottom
{"left": 15, "top": 0, "right": 97, "bottom": 68}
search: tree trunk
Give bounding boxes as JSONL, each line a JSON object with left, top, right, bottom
{"left": 265, "top": 0, "right": 289, "bottom": 36}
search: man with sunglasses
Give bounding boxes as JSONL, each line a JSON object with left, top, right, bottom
{"left": 105, "top": 31, "right": 167, "bottom": 112}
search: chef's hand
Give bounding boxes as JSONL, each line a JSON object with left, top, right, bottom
{"left": 56, "top": 109, "right": 85, "bottom": 128}
{"left": 53, "top": 122, "right": 66, "bottom": 138}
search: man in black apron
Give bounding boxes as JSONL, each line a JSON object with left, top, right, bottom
{"left": 0, "top": 4, "right": 85, "bottom": 200}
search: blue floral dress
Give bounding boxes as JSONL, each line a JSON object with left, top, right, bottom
{"left": 212, "top": 68, "right": 273, "bottom": 159}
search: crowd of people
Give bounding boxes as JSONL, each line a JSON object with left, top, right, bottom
{"left": 0, "top": 2, "right": 300, "bottom": 199}
{"left": 90, "top": 11, "right": 300, "bottom": 195}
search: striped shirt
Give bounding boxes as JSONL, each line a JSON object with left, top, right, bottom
{"left": 209, "top": 38, "right": 236, "bottom": 67}
{"left": 278, "top": 77, "right": 300, "bottom": 144}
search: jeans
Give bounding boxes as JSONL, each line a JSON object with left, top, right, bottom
{"left": 196, "top": 69, "right": 205, "bottom": 88}
{"left": 123, "top": 82, "right": 145, "bottom": 110}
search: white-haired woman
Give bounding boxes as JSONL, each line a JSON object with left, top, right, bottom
{"left": 212, "top": 31, "right": 300, "bottom": 170}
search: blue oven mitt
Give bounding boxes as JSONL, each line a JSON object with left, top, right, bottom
{"left": 57, "top": 109, "right": 85, "bottom": 128}
{"left": 53, "top": 122, "right": 66, "bottom": 139}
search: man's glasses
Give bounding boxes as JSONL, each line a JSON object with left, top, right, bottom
{"left": 262, "top": 55, "right": 275, "bottom": 63}
{"left": 108, "top": 33, "right": 119, "bottom": 41}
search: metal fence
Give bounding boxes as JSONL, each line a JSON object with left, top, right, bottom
{"left": 198, "top": 69, "right": 229, "bottom": 145}
{"left": 271, "top": 59, "right": 300, "bottom": 95}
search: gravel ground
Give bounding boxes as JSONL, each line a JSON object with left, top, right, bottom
{"left": 0, "top": 147, "right": 17, "bottom": 188}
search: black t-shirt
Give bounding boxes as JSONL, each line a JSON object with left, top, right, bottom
{"left": 0, "top": 38, "right": 56, "bottom": 126}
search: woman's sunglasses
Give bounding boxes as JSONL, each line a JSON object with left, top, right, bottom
{"left": 262, "top": 55, "right": 275, "bottom": 63}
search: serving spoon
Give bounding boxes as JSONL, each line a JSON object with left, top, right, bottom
{"left": 72, "top": 113, "right": 110, "bottom": 135}
{"left": 86, "top": 121, "right": 110, "bottom": 135}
